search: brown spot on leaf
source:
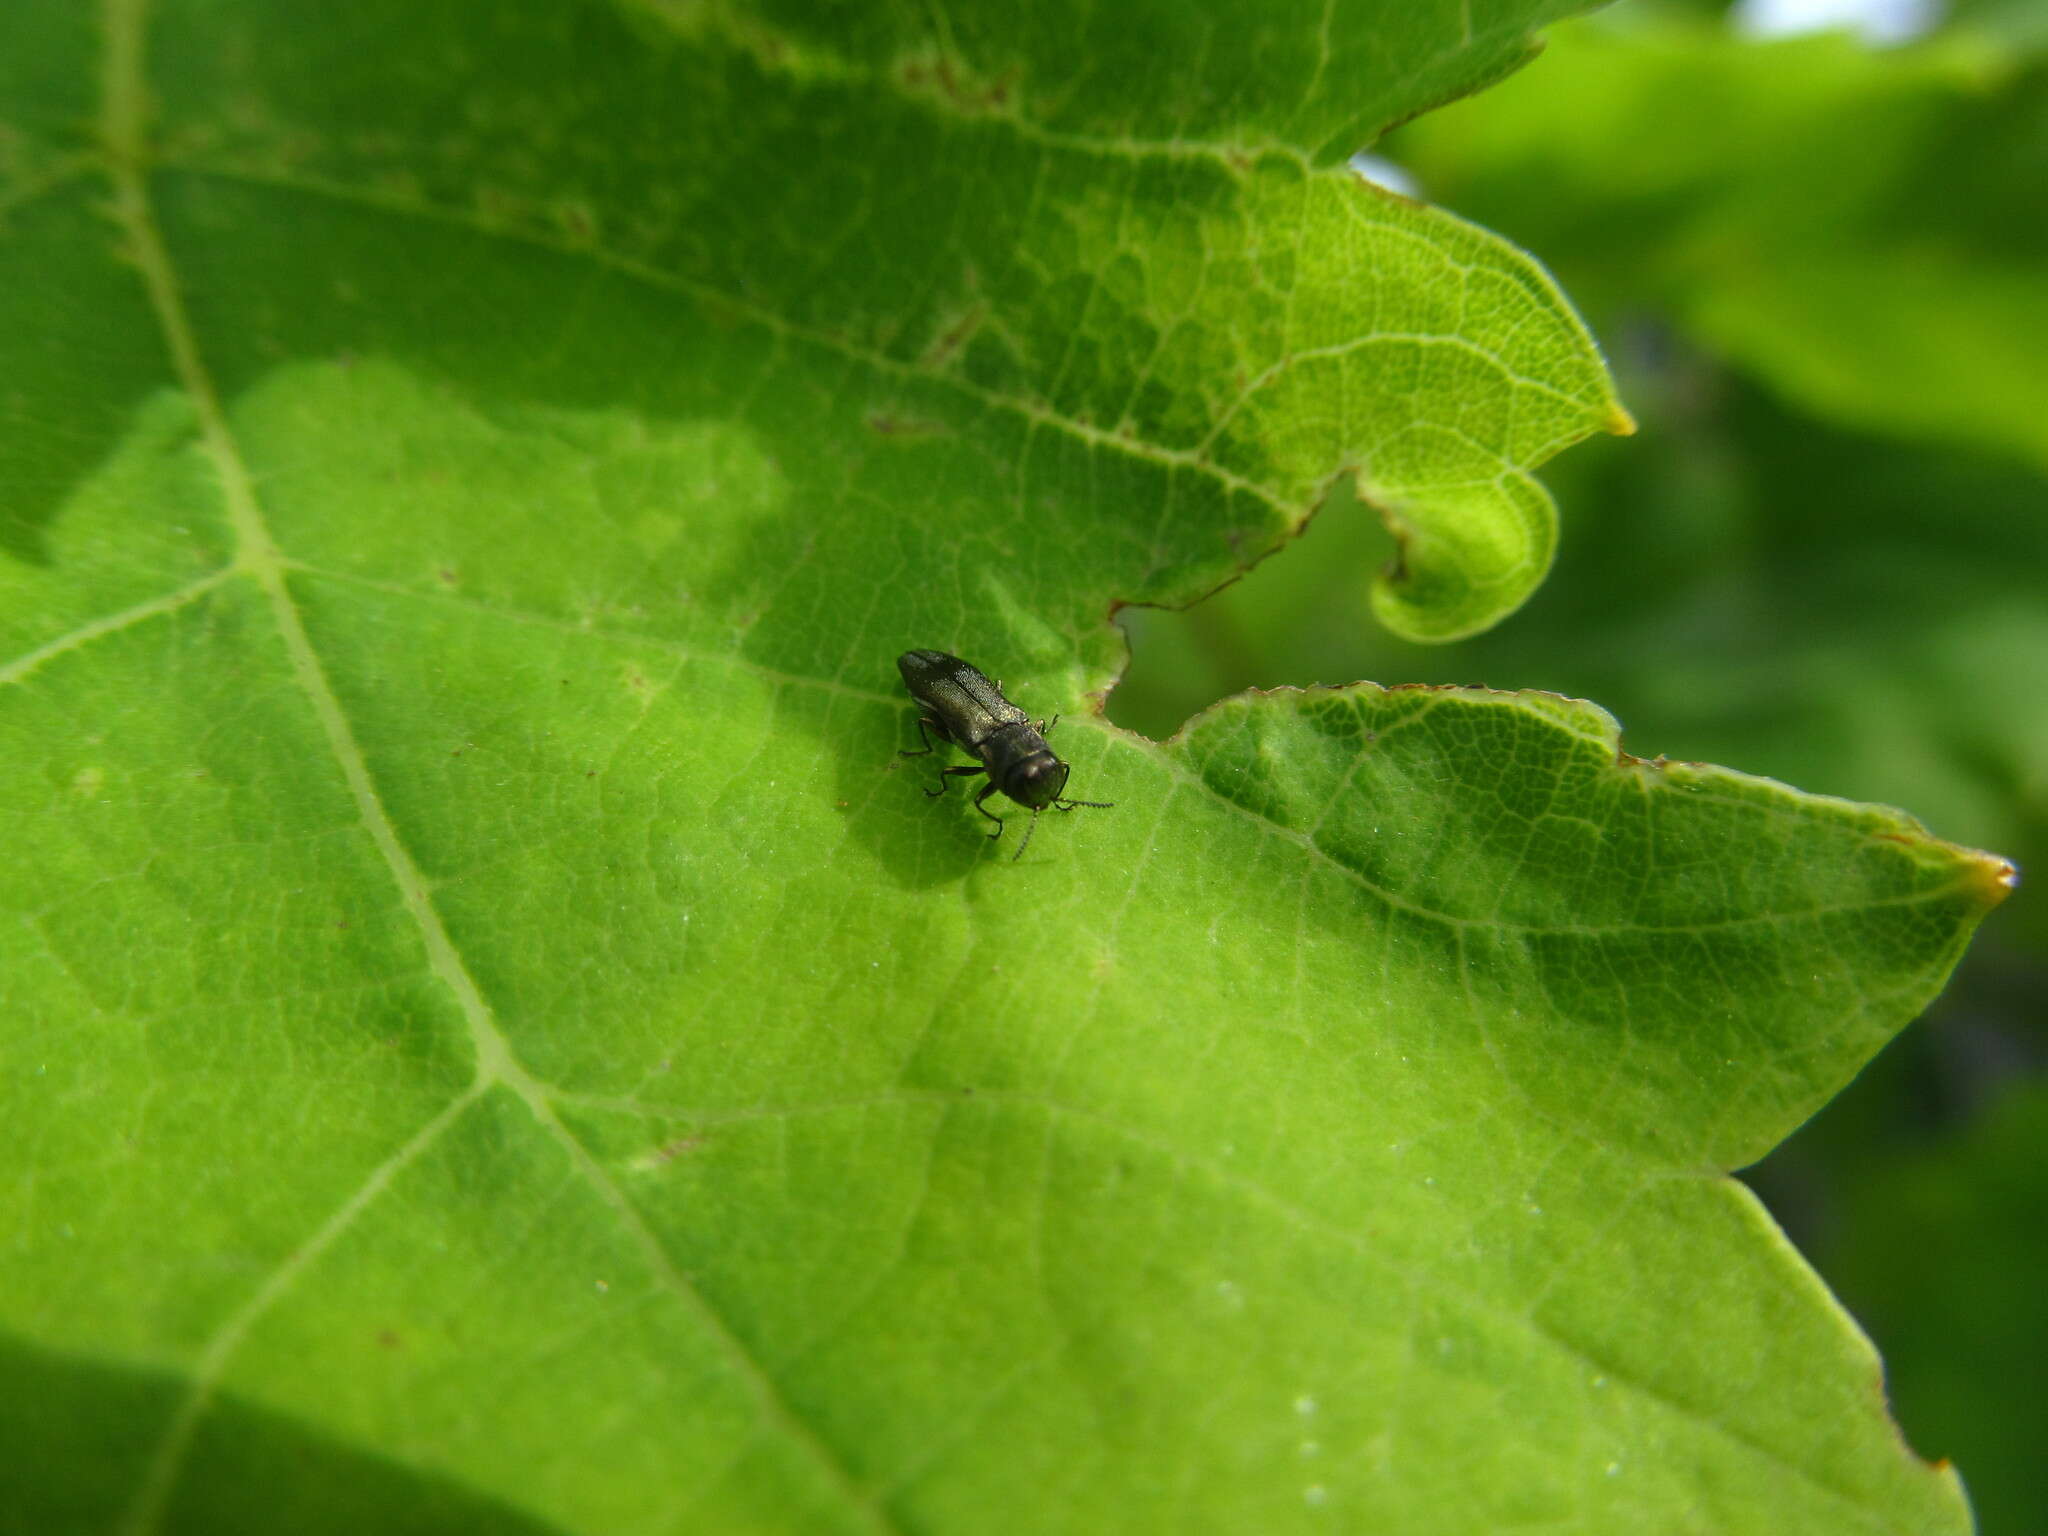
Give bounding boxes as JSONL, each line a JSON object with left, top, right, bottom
{"left": 653, "top": 1135, "right": 704, "bottom": 1163}
{"left": 895, "top": 48, "right": 1019, "bottom": 114}
{"left": 919, "top": 301, "right": 986, "bottom": 372}
{"left": 866, "top": 411, "right": 949, "bottom": 439}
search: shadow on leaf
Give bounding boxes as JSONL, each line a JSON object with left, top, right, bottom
{"left": 0, "top": 1332, "right": 568, "bottom": 1536}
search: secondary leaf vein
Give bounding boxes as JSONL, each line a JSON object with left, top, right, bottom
{"left": 0, "top": 567, "right": 231, "bottom": 688}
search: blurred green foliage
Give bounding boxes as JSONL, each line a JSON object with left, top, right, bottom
{"left": 1112, "top": 6, "right": 2048, "bottom": 1531}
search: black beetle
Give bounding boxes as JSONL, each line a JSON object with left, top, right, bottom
{"left": 897, "top": 649, "right": 1113, "bottom": 860}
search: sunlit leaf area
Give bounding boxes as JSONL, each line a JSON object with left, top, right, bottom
{"left": 4, "top": 1, "right": 2035, "bottom": 1531}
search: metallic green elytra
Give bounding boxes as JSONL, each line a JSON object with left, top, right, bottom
{"left": 897, "top": 649, "right": 1113, "bottom": 860}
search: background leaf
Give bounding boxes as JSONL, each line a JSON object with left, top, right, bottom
{"left": 1394, "top": 12, "right": 2048, "bottom": 469}
{"left": 1824, "top": 1078, "right": 2048, "bottom": 1534}
{"left": 1, "top": 2, "right": 2011, "bottom": 1533}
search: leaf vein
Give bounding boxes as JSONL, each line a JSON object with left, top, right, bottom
{"left": 99, "top": 8, "right": 907, "bottom": 1524}
{"left": 118, "top": 1085, "right": 488, "bottom": 1534}
{"left": 0, "top": 567, "right": 232, "bottom": 688}
{"left": 155, "top": 156, "right": 1300, "bottom": 518}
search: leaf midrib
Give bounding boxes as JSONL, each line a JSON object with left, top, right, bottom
{"left": 96, "top": 1, "right": 905, "bottom": 1530}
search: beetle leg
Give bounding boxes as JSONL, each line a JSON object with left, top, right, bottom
{"left": 899, "top": 717, "right": 943, "bottom": 758}
{"left": 971, "top": 779, "right": 1008, "bottom": 839}
{"left": 926, "top": 764, "right": 985, "bottom": 799}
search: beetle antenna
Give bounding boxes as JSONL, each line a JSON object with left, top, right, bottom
{"left": 1012, "top": 808, "right": 1042, "bottom": 861}
{"left": 1054, "top": 797, "right": 1115, "bottom": 810}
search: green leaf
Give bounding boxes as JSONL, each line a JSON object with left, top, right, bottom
{"left": 1949, "top": 0, "right": 2048, "bottom": 50}
{"left": 0, "top": 3, "right": 2007, "bottom": 1534}
{"left": 1121, "top": 377, "right": 2048, "bottom": 946}
{"left": 4, "top": 0, "right": 1632, "bottom": 647}
{"left": 1394, "top": 17, "right": 2048, "bottom": 471}
{"left": 1125, "top": 16, "right": 2048, "bottom": 1518}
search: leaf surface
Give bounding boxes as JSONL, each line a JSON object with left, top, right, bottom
{"left": 0, "top": 3, "right": 2006, "bottom": 1533}
{"left": 1394, "top": 16, "right": 2048, "bottom": 470}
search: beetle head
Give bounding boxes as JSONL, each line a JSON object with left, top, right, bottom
{"left": 1003, "top": 752, "right": 1070, "bottom": 810}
